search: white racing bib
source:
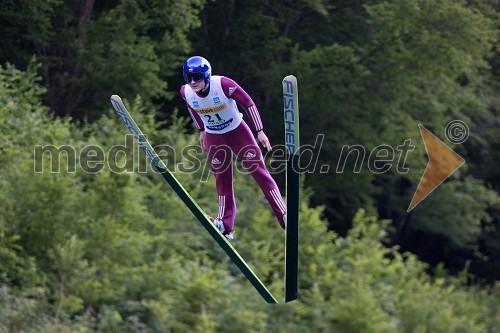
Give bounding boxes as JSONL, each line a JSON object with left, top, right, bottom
{"left": 184, "top": 76, "right": 243, "bottom": 134}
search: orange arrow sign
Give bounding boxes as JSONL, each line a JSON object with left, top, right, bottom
{"left": 407, "top": 124, "right": 465, "bottom": 212}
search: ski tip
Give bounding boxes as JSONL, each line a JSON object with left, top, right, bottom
{"left": 110, "top": 95, "right": 122, "bottom": 103}
{"left": 283, "top": 75, "right": 297, "bottom": 82}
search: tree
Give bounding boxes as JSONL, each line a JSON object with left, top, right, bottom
{"left": 0, "top": 0, "right": 205, "bottom": 120}
{"left": 1, "top": 62, "right": 498, "bottom": 332}
{"left": 186, "top": 0, "right": 499, "bottom": 280}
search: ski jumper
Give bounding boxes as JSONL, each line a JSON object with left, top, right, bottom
{"left": 181, "top": 75, "right": 286, "bottom": 233}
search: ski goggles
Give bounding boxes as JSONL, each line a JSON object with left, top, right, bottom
{"left": 184, "top": 72, "right": 204, "bottom": 83}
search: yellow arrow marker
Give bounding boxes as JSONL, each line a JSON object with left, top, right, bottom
{"left": 407, "top": 124, "right": 465, "bottom": 212}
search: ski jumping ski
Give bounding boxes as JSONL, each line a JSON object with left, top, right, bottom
{"left": 110, "top": 95, "right": 278, "bottom": 303}
{"left": 283, "top": 75, "right": 300, "bottom": 302}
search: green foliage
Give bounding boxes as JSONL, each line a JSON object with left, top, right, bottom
{"left": 0, "top": 0, "right": 499, "bottom": 331}
{"left": 48, "top": 235, "right": 97, "bottom": 318}
{"left": 189, "top": 2, "right": 499, "bottom": 260}
{"left": 412, "top": 177, "right": 499, "bottom": 248}
{"left": 2, "top": 0, "right": 498, "bottom": 278}
{"left": 0, "top": 0, "right": 59, "bottom": 65}
{"left": 1, "top": 61, "right": 497, "bottom": 332}
{"left": 0, "top": 0, "right": 205, "bottom": 120}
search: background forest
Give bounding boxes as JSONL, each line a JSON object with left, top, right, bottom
{"left": 0, "top": 0, "right": 499, "bottom": 332}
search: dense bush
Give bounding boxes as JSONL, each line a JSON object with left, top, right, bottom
{"left": 1, "top": 62, "right": 498, "bottom": 332}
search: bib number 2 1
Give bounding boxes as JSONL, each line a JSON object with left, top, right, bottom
{"left": 203, "top": 114, "right": 223, "bottom": 123}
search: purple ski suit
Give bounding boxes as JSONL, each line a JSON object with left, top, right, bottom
{"left": 181, "top": 75, "right": 286, "bottom": 234}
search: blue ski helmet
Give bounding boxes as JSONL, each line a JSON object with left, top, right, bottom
{"left": 183, "top": 56, "right": 211, "bottom": 85}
